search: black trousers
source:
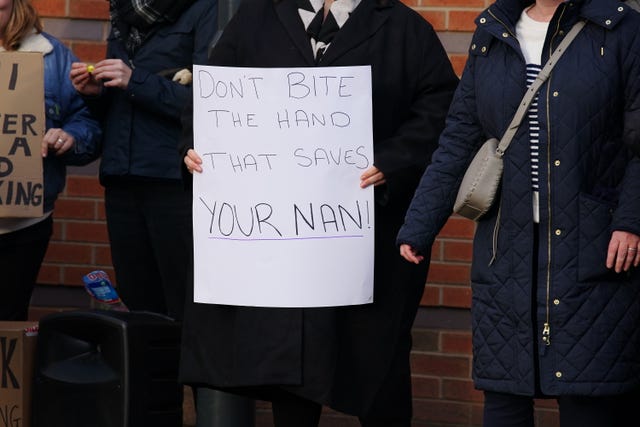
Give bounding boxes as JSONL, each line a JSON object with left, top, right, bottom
{"left": 270, "top": 390, "right": 410, "bottom": 427}
{"left": 104, "top": 181, "right": 192, "bottom": 320}
{"left": 0, "top": 216, "right": 52, "bottom": 320}
{"left": 483, "top": 389, "right": 640, "bottom": 427}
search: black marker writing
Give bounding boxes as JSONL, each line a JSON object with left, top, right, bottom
{"left": 0, "top": 114, "right": 37, "bottom": 136}
{"left": 202, "top": 152, "right": 277, "bottom": 172}
{"left": 276, "top": 109, "right": 350, "bottom": 129}
{"left": 207, "top": 109, "right": 258, "bottom": 128}
{"left": 293, "top": 200, "right": 369, "bottom": 235}
{"left": 293, "top": 146, "right": 369, "bottom": 170}
{"left": 8, "top": 63, "right": 18, "bottom": 91}
{"left": 287, "top": 72, "right": 354, "bottom": 98}
{"left": 199, "top": 198, "right": 283, "bottom": 237}
{"left": 198, "top": 71, "right": 263, "bottom": 99}
{"left": 0, "top": 181, "right": 43, "bottom": 206}
{"left": 0, "top": 404, "right": 22, "bottom": 427}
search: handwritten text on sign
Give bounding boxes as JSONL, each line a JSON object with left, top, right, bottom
{"left": 192, "top": 65, "right": 374, "bottom": 307}
{"left": 0, "top": 52, "right": 45, "bottom": 218}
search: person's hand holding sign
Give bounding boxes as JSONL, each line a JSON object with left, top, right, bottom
{"left": 184, "top": 149, "right": 203, "bottom": 174}
{"left": 360, "top": 166, "right": 386, "bottom": 188}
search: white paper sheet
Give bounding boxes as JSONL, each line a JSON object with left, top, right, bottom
{"left": 192, "top": 65, "right": 374, "bottom": 307}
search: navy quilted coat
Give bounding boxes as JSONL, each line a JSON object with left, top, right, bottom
{"left": 397, "top": 0, "right": 640, "bottom": 397}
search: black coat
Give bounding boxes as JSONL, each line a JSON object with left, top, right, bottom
{"left": 178, "top": 0, "right": 458, "bottom": 418}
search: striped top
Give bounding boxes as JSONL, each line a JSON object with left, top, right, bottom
{"left": 526, "top": 64, "right": 543, "bottom": 194}
{"left": 516, "top": 8, "right": 548, "bottom": 223}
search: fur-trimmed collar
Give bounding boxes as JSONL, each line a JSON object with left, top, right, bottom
{"left": 0, "top": 30, "right": 53, "bottom": 54}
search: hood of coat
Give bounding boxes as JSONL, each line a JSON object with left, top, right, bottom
{"left": 480, "top": 0, "right": 630, "bottom": 33}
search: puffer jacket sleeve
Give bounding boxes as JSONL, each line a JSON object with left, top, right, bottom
{"left": 396, "top": 47, "right": 485, "bottom": 255}
{"left": 612, "top": 23, "right": 640, "bottom": 235}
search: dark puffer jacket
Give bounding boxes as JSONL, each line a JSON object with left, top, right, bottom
{"left": 397, "top": 0, "right": 640, "bottom": 397}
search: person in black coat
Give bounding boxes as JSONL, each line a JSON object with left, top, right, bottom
{"left": 180, "top": 0, "right": 458, "bottom": 425}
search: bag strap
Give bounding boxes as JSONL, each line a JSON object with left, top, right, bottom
{"left": 496, "top": 20, "right": 586, "bottom": 157}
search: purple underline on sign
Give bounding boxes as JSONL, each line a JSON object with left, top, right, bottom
{"left": 208, "top": 235, "right": 365, "bottom": 241}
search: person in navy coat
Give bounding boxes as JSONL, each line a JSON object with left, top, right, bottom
{"left": 69, "top": 0, "right": 217, "bottom": 321}
{"left": 398, "top": 0, "right": 640, "bottom": 426}
{"left": 179, "top": 0, "right": 459, "bottom": 425}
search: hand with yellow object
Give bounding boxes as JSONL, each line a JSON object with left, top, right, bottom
{"left": 70, "top": 62, "right": 102, "bottom": 96}
{"left": 72, "top": 59, "right": 132, "bottom": 93}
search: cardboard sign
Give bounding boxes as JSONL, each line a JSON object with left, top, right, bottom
{"left": 0, "top": 322, "right": 38, "bottom": 427}
{"left": 192, "top": 65, "right": 375, "bottom": 307}
{"left": 0, "top": 52, "right": 45, "bottom": 218}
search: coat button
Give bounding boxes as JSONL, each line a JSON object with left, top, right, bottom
{"left": 480, "top": 17, "right": 486, "bottom": 23}
{"left": 502, "top": 32, "right": 509, "bottom": 38}
{"left": 618, "top": 6, "right": 624, "bottom": 11}
{"left": 605, "top": 19, "right": 612, "bottom": 25}
{"left": 471, "top": 44, "right": 476, "bottom": 50}
{"left": 553, "top": 299, "right": 560, "bottom": 305}
{"left": 553, "top": 91, "right": 559, "bottom": 97}
{"left": 554, "top": 160, "right": 560, "bottom": 166}
{"left": 481, "top": 46, "right": 487, "bottom": 53}
{"left": 556, "top": 371, "right": 562, "bottom": 378}
{"left": 555, "top": 229, "right": 562, "bottom": 236}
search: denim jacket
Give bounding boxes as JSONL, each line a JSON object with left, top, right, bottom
{"left": 4, "top": 31, "right": 101, "bottom": 214}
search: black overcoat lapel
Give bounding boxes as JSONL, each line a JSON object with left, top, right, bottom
{"left": 318, "top": 0, "right": 391, "bottom": 65}
{"left": 273, "top": 0, "right": 317, "bottom": 65}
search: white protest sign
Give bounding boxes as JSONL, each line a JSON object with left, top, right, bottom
{"left": 192, "top": 65, "right": 374, "bottom": 307}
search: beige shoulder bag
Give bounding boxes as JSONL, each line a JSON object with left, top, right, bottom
{"left": 453, "top": 20, "right": 586, "bottom": 221}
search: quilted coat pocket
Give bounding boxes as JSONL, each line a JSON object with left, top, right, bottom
{"left": 577, "top": 193, "right": 616, "bottom": 282}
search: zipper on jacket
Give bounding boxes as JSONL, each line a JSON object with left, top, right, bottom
{"left": 489, "top": 202, "right": 501, "bottom": 266}
{"left": 487, "top": 9, "right": 517, "bottom": 39}
{"left": 483, "top": 9, "right": 517, "bottom": 267}
{"left": 541, "top": 4, "right": 567, "bottom": 350}
{"left": 542, "top": 322, "right": 550, "bottom": 345}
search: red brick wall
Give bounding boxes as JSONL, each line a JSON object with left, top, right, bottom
{"left": 31, "top": 1, "right": 561, "bottom": 426}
